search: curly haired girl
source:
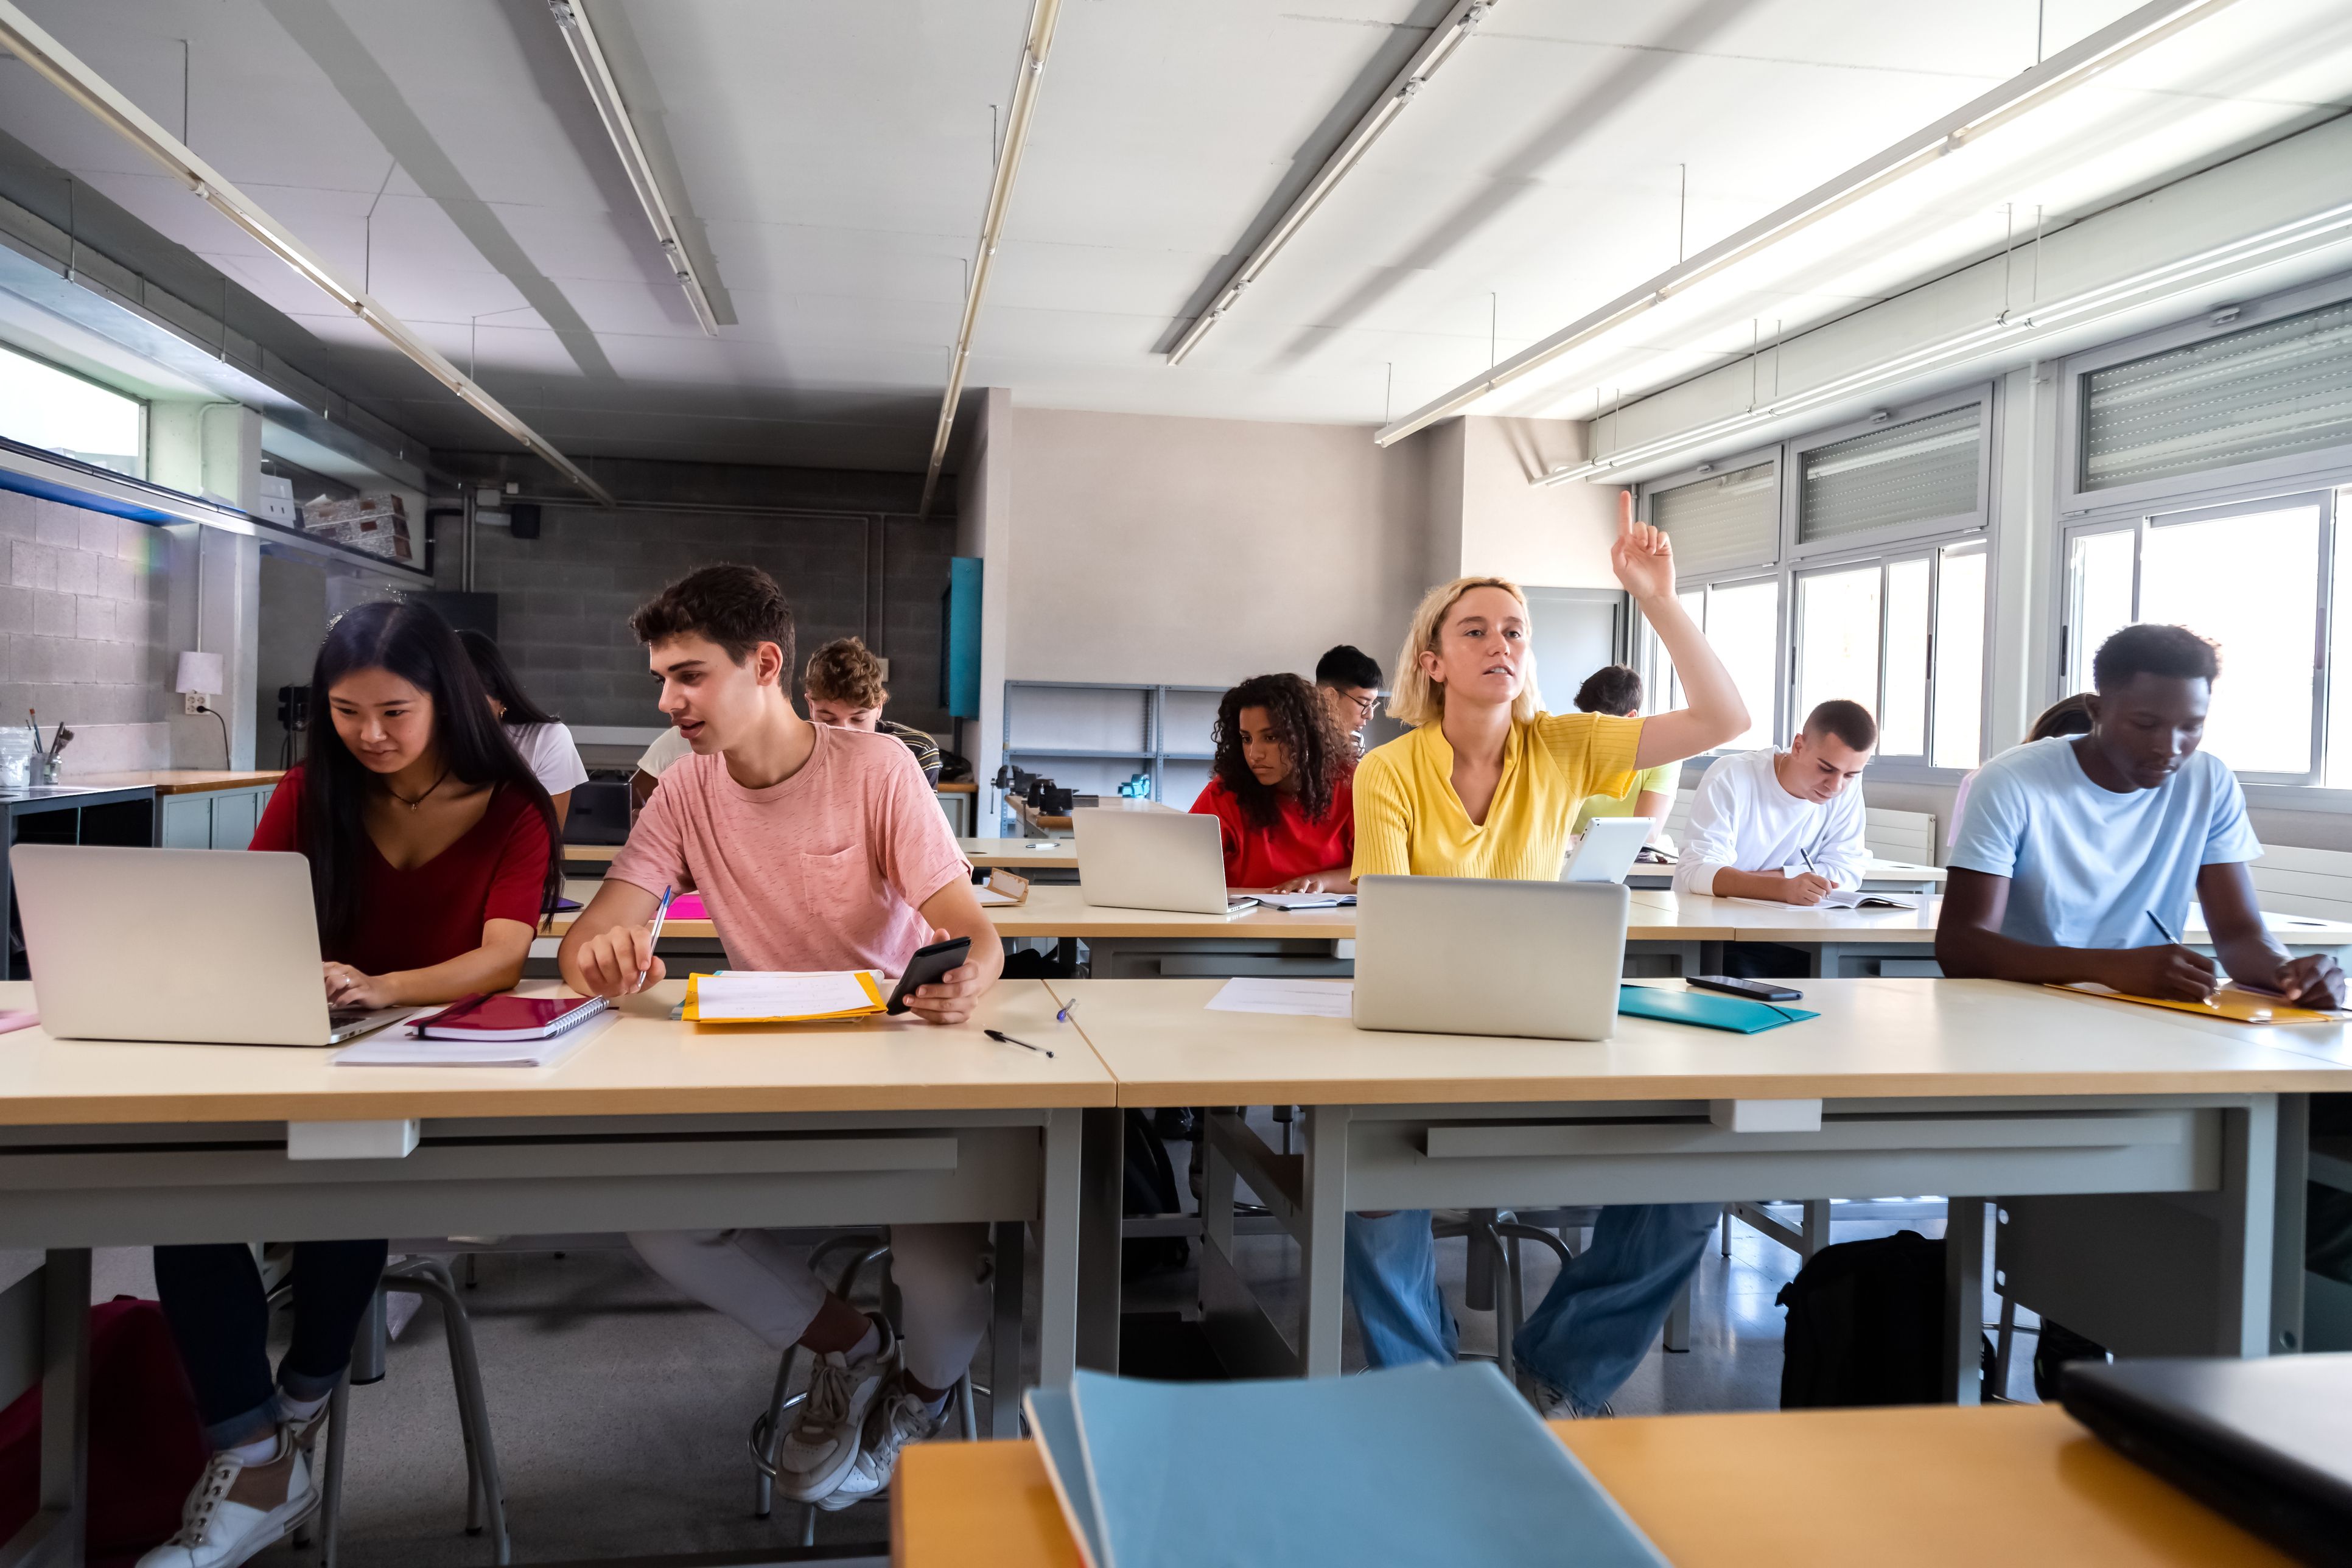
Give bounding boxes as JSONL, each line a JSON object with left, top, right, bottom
{"left": 1189, "top": 671, "right": 1356, "bottom": 892}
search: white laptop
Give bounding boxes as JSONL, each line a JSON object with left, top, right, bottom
{"left": 1561, "top": 816, "right": 1653, "bottom": 884}
{"left": 12, "top": 844, "right": 415, "bottom": 1046}
{"left": 1351, "top": 875, "right": 1628, "bottom": 1040}
{"left": 1071, "top": 808, "right": 1258, "bottom": 917}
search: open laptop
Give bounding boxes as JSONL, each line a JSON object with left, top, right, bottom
{"left": 12, "top": 844, "right": 415, "bottom": 1046}
{"left": 2062, "top": 1354, "right": 2352, "bottom": 1565}
{"left": 1071, "top": 808, "right": 1257, "bottom": 917}
{"left": 1351, "top": 875, "right": 1628, "bottom": 1040}
{"left": 1561, "top": 816, "right": 1653, "bottom": 884}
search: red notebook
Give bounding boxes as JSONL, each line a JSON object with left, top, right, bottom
{"left": 406, "top": 993, "right": 608, "bottom": 1042}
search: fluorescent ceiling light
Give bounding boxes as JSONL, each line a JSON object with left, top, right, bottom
{"left": 919, "top": 0, "right": 1063, "bottom": 518}
{"left": 1535, "top": 192, "right": 2352, "bottom": 486}
{"left": 1166, "top": 0, "right": 1496, "bottom": 366}
{"left": 0, "top": 1, "right": 616, "bottom": 505}
{"left": 1374, "top": 0, "right": 2241, "bottom": 450}
{"left": 548, "top": 0, "right": 720, "bottom": 337}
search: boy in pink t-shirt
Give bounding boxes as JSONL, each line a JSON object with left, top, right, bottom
{"left": 561, "top": 564, "right": 1002, "bottom": 1513}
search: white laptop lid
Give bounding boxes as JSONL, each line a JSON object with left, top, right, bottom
{"left": 12, "top": 843, "right": 341, "bottom": 1046}
{"left": 1351, "top": 875, "right": 1628, "bottom": 1040}
{"left": 1071, "top": 808, "right": 1239, "bottom": 915}
{"left": 1562, "top": 816, "right": 1653, "bottom": 884}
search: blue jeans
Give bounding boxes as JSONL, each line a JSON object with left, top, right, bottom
{"left": 1344, "top": 1204, "right": 1718, "bottom": 1410}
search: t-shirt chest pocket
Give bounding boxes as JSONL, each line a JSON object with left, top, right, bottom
{"left": 800, "top": 842, "right": 881, "bottom": 900}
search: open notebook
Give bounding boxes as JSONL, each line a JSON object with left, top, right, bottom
{"left": 1023, "top": 1363, "right": 1667, "bottom": 1568}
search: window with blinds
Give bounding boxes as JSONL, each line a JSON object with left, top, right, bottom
{"left": 1651, "top": 460, "right": 1777, "bottom": 574}
{"left": 2081, "top": 299, "right": 2352, "bottom": 490}
{"left": 1796, "top": 404, "right": 1981, "bottom": 545}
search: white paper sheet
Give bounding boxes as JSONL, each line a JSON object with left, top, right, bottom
{"left": 1250, "top": 892, "right": 1356, "bottom": 911}
{"left": 335, "top": 1012, "right": 615, "bottom": 1068}
{"left": 695, "top": 970, "right": 877, "bottom": 1020}
{"left": 1727, "top": 891, "right": 1913, "bottom": 911}
{"left": 1205, "top": 977, "right": 1354, "bottom": 1018}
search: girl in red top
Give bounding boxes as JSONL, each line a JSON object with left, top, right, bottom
{"left": 145, "top": 601, "right": 556, "bottom": 1568}
{"left": 1190, "top": 672, "right": 1356, "bottom": 891}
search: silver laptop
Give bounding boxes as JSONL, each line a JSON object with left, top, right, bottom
{"left": 1561, "top": 815, "right": 1653, "bottom": 884}
{"left": 12, "top": 844, "right": 413, "bottom": 1046}
{"left": 1352, "top": 875, "right": 1628, "bottom": 1040}
{"left": 1071, "top": 808, "right": 1257, "bottom": 916}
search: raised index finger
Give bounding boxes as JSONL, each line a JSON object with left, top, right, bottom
{"left": 1618, "top": 488, "right": 1635, "bottom": 536}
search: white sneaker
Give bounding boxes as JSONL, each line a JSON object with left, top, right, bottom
{"left": 1515, "top": 1368, "right": 1613, "bottom": 1420}
{"left": 136, "top": 1426, "right": 318, "bottom": 1568}
{"left": 776, "top": 1318, "right": 895, "bottom": 1505}
{"left": 824, "top": 1371, "right": 948, "bottom": 1510}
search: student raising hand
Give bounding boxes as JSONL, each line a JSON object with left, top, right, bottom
{"left": 1608, "top": 489, "right": 1675, "bottom": 602}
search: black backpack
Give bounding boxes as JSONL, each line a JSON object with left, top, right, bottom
{"left": 1121, "top": 1110, "right": 1188, "bottom": 1279}
{"left": 1777, "top": 1230, "right": 1986, "bottom": 1407}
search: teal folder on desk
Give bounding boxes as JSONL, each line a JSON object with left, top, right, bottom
{"left": 1617, "top": 984, "right": 1817, "bottom": 1032}
{"left": 1023, "top": 1362, "right": 1667, "bottom": 1568}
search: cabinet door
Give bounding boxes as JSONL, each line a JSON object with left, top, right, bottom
{"left": 159, "top": 794, "right": 211, "bottom": 849}
{"left": 210, "top": 789, "right": 260, "bottom": 851}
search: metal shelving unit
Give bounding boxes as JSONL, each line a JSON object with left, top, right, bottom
{"left": 999, "top": 680, "right": 1225, "bottom": 829}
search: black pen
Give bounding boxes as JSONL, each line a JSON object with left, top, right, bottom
{"left": 986, "top": 1028, "right": 1054, "bottom": 1059}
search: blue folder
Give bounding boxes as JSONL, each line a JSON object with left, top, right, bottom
{"left": 1617, "top": 984, "right": 1817, "bottom": 1032}
{"left": 1026, "top": 1362, "right": 1667, "bottom": 1568}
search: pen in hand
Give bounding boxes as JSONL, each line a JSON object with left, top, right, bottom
{"left": 986, "top": 1029, "right": 1054, "bottom": 1059}
{"left": 636, "top": 885, "right": 674, "bottom": 992}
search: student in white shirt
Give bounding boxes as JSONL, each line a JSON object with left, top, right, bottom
{"left": 1673, "top": 699, "right": 1875, "bottom": 903}
{"left": 459, "top": 629, "right": 589, "bottom": 827}
{"left": 632, "top": 726, "right": 691, "bottom": 811}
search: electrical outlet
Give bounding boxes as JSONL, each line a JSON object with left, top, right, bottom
{"left": 183, "top": 690, "right": 206, "bottom": 715}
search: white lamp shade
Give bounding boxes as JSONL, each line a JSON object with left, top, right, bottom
{"left": 174, "top": 651, "right": 225, "bottom": 696}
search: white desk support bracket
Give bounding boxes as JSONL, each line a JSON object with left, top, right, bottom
{"left": 287, "top": 1120, "right": 421, "bottom": 1160}
{"left": 1709, "top": 1099, "right": 1824, "bottom": 1133}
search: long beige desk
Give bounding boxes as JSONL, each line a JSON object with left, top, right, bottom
{"left": 1641, "top": 891, "right": 2352, "bottom": 978}
{"left": 0, "top": 978, "right": 1113, "bottom": 1566}
{"left": 1051, "top": 975, "right": 2346, "bottom": 1386}
{"left": 892, "top": 1404, "right": 2292, "bottom": 1568}
{"left": 958, "top": 838, "right": 1079, "bottom": 873}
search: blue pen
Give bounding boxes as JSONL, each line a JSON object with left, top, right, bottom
{"left": 1056, "top": 994, "right": 1079, "bottom": 1024}
{"left": 2147, "top": 908, "right": 2182, "bottom": 946}
{"left": 636, "top": 884, "right": 674, "bottom": 990}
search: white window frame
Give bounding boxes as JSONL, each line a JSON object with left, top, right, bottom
{"left": 2057, "top": 488, "right": 2336, "bottom": 788}
{"left": 2056, "top": 270, "right": 2352, "bottom": 520}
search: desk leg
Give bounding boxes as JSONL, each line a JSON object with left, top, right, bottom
{"left": 989, "top": 1220, "right": 1026, "bottom": 1438}
{"left": 1, "top": 1250, "right": 89, "bottom": 1568}
{"left": 2277, "top": 1094, "right": 2308, "bottom": 1355}
{"left": 1944, "top": 1199, "right": 1986, "bottom": 1405}
{"left": 1037, "top": 1108, "right": 1085, "bottom": 1388}
{"left": 1300, "top": 1107, "right": 1349, "bottom": 1379}
{"left": 1074, "top": 1107, "right": 1123, "bottom": 1375}
{"left": 2219, "top": 1094, "right": 2280, "bottom": 1359}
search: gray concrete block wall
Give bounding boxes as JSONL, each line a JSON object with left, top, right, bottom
{"left": 438, "top": 505, "right": 955, "bottom": 735}
{"left": 0, "top": 488, "right": 173, "bottom": 770}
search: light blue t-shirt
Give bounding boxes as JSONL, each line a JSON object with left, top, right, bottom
{"left": 1948, "top": 737, "right": 2259, "bottom": 950}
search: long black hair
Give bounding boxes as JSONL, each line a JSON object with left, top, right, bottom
{"left": 457, "top": 628, "right": 559, "bottom": 726}
{"left": 302, "top": 601, "right": 561, "bottom": 948}
{"left": 1209, "top": 673, "right": 1351, "bottom": 831}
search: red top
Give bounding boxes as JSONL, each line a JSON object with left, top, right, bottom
{"left": 251, "top": 767, "right": 553, "bottom": 975}
{"left": 1189, "top": 775, "right": 1355, "bottom": 888}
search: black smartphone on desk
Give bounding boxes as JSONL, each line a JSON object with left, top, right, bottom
{"left": 1688, "top": 975, "right": 1804, "bottom": 1003}
{"left": 886, "top": 936, "right": 973, "bottom": 1015}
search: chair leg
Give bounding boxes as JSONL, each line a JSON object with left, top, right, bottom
{"left": 1662, "top": 1277, "right": 1692, "bottom": 1353}
{"left": 1993, "top": 1292, "right": 2018, "bottom": 1402}
{"left": 1720, "top": 1208, "right": 1732, "bottom": 1257}
{"left": 318, "top": 1373, "right": 352, "bottom": 1568}
{"left": 388, "top": 1259, "right": 512, "bottom": 1565}
{"left": 752, "top": 1346, "right": 802, "bottom": 1519}
{"left": 956, "top": 1370, "right": 978, "bottom": 1442}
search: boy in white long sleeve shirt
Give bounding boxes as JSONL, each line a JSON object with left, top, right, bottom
{"left": 1673, "top": 700, "right": 1876, "bottom": 905}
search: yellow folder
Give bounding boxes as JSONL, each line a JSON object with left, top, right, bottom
{"left": 682, "top": 970, "right": 886, "bottom": 1024}
{"left": 2049, "top": 981, "right": 2346, "bottom": 1025}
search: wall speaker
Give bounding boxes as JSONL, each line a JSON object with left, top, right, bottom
{"left": 509, "top": 503, "right": 541, "bottom": 539}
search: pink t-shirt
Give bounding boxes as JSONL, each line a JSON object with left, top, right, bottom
{"left": 606, "top": 724, "right": 970, "bottom": 973}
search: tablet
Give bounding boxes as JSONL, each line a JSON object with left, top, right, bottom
{"left": 1561, "top": 816, "right": 1653, "bottom": 884}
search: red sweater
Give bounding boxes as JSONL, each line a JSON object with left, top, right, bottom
{"left": 1189, "top": 775, "right": 1354, "bottom": 889}
{"left": 251, "top": 768, "right": 551, "bottom": 975}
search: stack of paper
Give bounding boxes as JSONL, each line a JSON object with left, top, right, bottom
{"left": 335, "top": 1010, "right": 614, "bottom": 1069}
{"left": 1024, "top": 1363, "right": 1667, "bottom": 1568}
{"left": 1205, "top": 976, "right": 1353, "bottom": 1018}
{"left": 684, "top": 970, "right": 884, "bottom": 1023}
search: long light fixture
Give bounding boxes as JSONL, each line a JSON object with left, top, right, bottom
{"left": 918, "top": 0, "right": 1062, "bottom": 518}
{"left": 1164, "top": 0, "right": 1497, "bottom": 366}
{"left": 0, "top": 1, "right": 617, "bottom": 505}
{"left": 1534, "top": 192, "right": 2352, "bottom": 486}
{"left": 1374, "top": 0, "right": 2239, "bottom": 449}
{"left": 548, "top": 0, "right": 719, "bottom": 337}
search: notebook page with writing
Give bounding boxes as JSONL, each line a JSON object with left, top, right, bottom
{"left": 688, "top": 971, "right": 880, "bottom": 1021}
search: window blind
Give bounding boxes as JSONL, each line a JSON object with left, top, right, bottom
{"left": 1797, "top": 404, "right": 1981, "bottom": 545}
{"left": 1651, "top": 461, "right": 1777, "bottom": 574}
{"left": 2082, "top": 299, "right": 2352, "bottom": 490}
